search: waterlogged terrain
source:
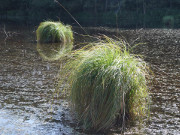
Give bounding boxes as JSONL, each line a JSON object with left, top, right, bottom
{"left": 0, "top": 25, "right": 179, "bottom": 135}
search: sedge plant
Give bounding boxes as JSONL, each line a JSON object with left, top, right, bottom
{"left": 36, "top": 21, "right": 73, "bottom": 43}
{"left": 58, "top": 36, "right": 150, "bottom": 132}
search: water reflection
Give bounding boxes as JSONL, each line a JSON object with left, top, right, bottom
{"left": 0, "top": 26, "right": 78, "bottom": 134}
{"left": 37, "top": 42, "right": 73, "bottom": 61}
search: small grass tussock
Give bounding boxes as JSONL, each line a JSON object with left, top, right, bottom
{"left": 58, "top": 36, "right": 150, "bottom": 132}
{"left": 36, "top": 21, "right": 73, "bottom": 43}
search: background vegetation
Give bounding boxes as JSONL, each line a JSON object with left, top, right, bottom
{"left": 1, "top": 0, "right": 179, "bottom": 28}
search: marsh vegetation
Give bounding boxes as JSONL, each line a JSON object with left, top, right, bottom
{"left": 36, "top": 21, "right": 73, "bottom": 44}
{"left": 56, "top": 36, "right": 150, "bottom": 132}
{"left": 35, "top": 19, "right": 150, "bottom": 132}
{"left": 36, "top": 21, "right": 73, "bottom": 61}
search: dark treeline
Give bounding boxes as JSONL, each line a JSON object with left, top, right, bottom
{"left": 0, "top": 0, "right": 179, "bottom": 28}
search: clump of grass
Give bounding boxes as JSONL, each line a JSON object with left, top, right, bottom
{"left": 37, "top": 42, "right": 73, "bottom": 61}
{"left": 58, "top": 37, "right": 150, "bottom": 132}
{"left": 36, "top": 21, "right": 73, "bottom": 43}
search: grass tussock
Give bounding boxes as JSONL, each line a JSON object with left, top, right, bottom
{"left": 36, "top": 21, "right": 73, "bottom": 43}
{"left": 37, "top": 42, "right": 73, "bottom": 61}
{"left": 58, "top": 36, "right": 150, "bottom": 132}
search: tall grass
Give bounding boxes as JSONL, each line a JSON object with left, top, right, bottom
{"left": 58, "top": 37, "right": 150, "bottom": 132}
{"left": 36, "top": 21, "right": 73, "bottom": 43}
{"left": 37, "top": 42, "right": 73, "bottom": 61}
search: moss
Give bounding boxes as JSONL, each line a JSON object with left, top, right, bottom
{"left": 36, "top": 21, "right": 73, "bottom": 43}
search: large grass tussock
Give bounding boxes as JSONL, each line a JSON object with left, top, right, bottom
{"left": 58, "top": 37, "right": 150, "bottom": 132}
{"left": 36, "top": 21, "right": 73, "bottom": 43}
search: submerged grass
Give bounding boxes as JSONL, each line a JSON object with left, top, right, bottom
{"left": 58, "top": 36, "right": 150, "bottom": 132}
{"left": 36, "top": 21, "right": 73, "bottom": 43}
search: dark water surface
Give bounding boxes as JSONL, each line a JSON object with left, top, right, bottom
{"left": 0, "top": 25, "right": 179, "bottom": 135}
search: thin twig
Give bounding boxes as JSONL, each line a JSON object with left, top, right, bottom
{"left": 54, "top": 0, "right": 88, "bottom": 36}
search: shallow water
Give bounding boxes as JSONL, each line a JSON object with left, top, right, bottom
{"left": 0, "top": 25, "right": 179, "bottom": 135}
